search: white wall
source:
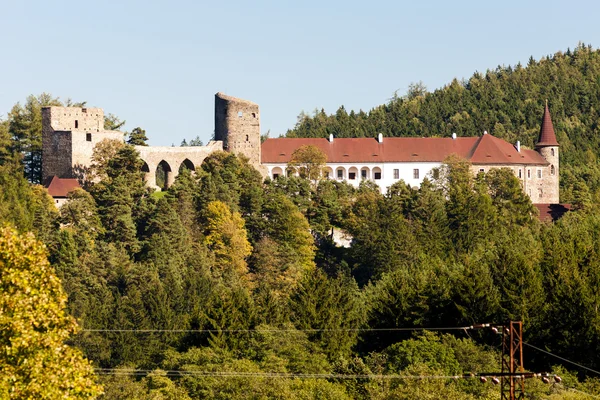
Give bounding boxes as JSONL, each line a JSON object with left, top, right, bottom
{"left": 264, "top": 161, "right": 442, "bottom": 192}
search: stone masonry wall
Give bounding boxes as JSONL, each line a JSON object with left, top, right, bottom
{"left": 471, "top": 162, "right": 558, "bottom": 204}
{"left": 537, "top": 146, "right": 560, "bottom": 203}
{"left": 214, "top": 92, "right": 262, "bottom": 170}
{"left": 135, "top": 141, "right": 223, "bottom": 189}
{"left": 42, "top": 106, "right": 124, "bottom": 181}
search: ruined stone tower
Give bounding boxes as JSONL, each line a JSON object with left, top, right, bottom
{"left": 42, "top": 106, "right": 124, "bottom": 181}
{"left": 534, "top": 102, "right": 560, "bottom": 204}
{"left": 214, "top": 92, "right": 261, "bottom": 168}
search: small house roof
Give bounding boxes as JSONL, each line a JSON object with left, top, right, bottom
{"left": 43, "top": 176, "right": 81, "bottom": 198}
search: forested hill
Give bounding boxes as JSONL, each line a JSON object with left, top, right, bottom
{"left": 286, "top": 43, "right": 600, "bottom": 202}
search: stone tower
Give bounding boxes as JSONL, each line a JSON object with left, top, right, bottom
{"left": 214, "top": 92, "right": 261, "bottom": 169}
{"left": 535, "top": 102, "right": 560, "bottom": 203}
{"left": 42, "top": 106, "right": 124, "bottom": 181}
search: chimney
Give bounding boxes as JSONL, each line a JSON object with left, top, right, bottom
{"left": 452, "top": 132, "right": 457, "bottom": 140}
{"left": 516, "top": 140, "right": 520, "bottom": 152}
{"left": 378, "top": 133, "right": 383, "bottom": 143}
{"left": 483, "top": 130, "right": 488, "bottom": 135}
{"left": 329, "top": 134, "right": 334, "bottom": 143}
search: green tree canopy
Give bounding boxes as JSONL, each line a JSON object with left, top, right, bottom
{"left": 0, "top": 227, "right": 101, "bottom": 399}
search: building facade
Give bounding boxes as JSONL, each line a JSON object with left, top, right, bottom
{"left": 262, "top": 105, "right": 559, "bottom": 204}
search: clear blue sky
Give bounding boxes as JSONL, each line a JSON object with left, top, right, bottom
{"left": 0, "top": 0, "right": 598, "bottom": 146}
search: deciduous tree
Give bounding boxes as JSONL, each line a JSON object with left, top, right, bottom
{"left": 0, "top": 227, "right": 101, "bottom": 399}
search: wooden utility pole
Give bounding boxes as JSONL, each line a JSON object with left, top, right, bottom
{"left": 500, "top": 321, "right": 525, "bottom": 400}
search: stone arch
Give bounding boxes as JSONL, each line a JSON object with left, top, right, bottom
{"left": 141, "top": 161, "right": 153, "bottom": 187}
{"left": 271, "top": 167, "right": 284, "bottom": 179}
{"left": 348, "top": 166, "right": 358, "bottom": 180}
{"left": 179, "top": 158, "right": 195, "bottom": 173}
{"left": 323, "top": 166, "right": 334, "bottom": 179}
{"left": 156, "top": 160, "right": 173, "bottom": 190}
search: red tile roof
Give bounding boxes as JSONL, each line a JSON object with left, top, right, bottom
{"left": 536, "top": 103, "right": 559, "bottom": 147}
{"left": 43, "top": 176, "right": 81, "bottom": 197}
{"left": 262, "top": 134, "right": 548, "bottom": 165}
{"left": 534, "top": 203, "right": 571, "bottom": 222}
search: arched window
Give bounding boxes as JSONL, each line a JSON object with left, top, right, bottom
{"left": 348, "top": 167, "right": 358, "bottom": 180}
{"left": 551, "top": 148, "right": 555, "bottom": 157}
{"left": 271, "top": 167, "right": 283, "bottom": 179}
{"left": 551, "top": 165, "right": 555, "bottom": 175}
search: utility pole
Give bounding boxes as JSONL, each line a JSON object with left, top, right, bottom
{"left": 500, "top": 321, "right": 525, "bottom": 400}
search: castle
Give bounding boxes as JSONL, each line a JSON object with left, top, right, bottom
{"left": 42, "top": 94, "right": 560, "bottom": 206}
{"left": 42, "top": 93, "right": 262, "bottom": 190}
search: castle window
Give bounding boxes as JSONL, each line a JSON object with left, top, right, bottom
{"left": 349, "top": 172, "right": 356, "bottom": 180}
{"left": 75, "top": 120, "right": 79, "bottom": 129}
{"left": 86, "top": 133, "right": 92, "bottom": 142}
{"left": 393, "top": 169, "right": 399, "bottom": 179}
{"left": 527, "top": 169, "right": 531, "bottom": 179}
{"left": 374, "top": 172, "right": 382, "bottom": 180}
{"left": 337, "top": 169, "right": 343, "bottom": 179}
{"left": 479, "top": 168, "right": 485, "bottom": 173}
{"left": 324, "top": 171, "right": 329, "bottom": 178}
{"left": 413, "top": 169, "right": 419, "bottom": 179}
{"left": 82, "top": 108, "right": 87, "bottom": 113}
{"left": 238, "top": 111, "right": 243, "bottom": 117}
{"left": 551, "top": 165, "right": 555, "bottom": 175}
{"left": 273, "top": 173, "right": 279, "bottom": 179}
{"left": 252, "top": 113, "right": 256, "bottom": 118}
{"left": 537, "top": 170, "right": 542, "bottom": 178}
{"left": 518, "top": 169, "right": 522, "bottom": 178}
{"left": 246, "top": 134, "right": 249, "bottom": 142}
{"left": 361, "top": 170, "right": 367, "bottom": 179}
{"left": 538, "top": 188, "right": 543, "bottom": 198}
{"left": 551, "top": 148, "right": 555, "bottom": 156}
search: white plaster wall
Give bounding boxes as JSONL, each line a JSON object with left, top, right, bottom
{"left": 265, "top": 161, "right": 442, "bottom": 192}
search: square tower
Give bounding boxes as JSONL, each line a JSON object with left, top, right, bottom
{"left": 42, "top": 106, "right": 124, "bottom": 181}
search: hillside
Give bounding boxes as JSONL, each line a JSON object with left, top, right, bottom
{"left": 287, "top": 43, "right": 600, "bottom": 202}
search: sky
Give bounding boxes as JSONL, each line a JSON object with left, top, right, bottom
{"left": 0, "top": 0, "right": 599, "bottom": 146}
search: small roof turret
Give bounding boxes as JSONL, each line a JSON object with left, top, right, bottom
{"left": 536, "top": 101, "right": 559, "bottom": 147}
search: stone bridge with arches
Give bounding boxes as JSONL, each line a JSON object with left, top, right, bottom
{"left": 135, "top": 141, "right": 223, "bottom": 190}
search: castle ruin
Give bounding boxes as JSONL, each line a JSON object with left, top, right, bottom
{"left": 42, "top": 93, "right": 262, "bottom": 190}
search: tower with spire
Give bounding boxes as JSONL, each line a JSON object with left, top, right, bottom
{"left": 535, "top": 101, "right": 560, "bottom": 203}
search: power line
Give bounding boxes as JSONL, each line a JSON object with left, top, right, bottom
{"left": 93, "top": 369, "right": 478, "bottom": 380}
{"left": 523, "top": 342, "right": 600, "bottom": 376}
{"left": 82, "top": 324, "right": 487, "bottom": 334}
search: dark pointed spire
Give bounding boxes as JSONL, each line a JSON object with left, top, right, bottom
{"left": 536, "top": 101, "right": 559, "bottom": 147}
